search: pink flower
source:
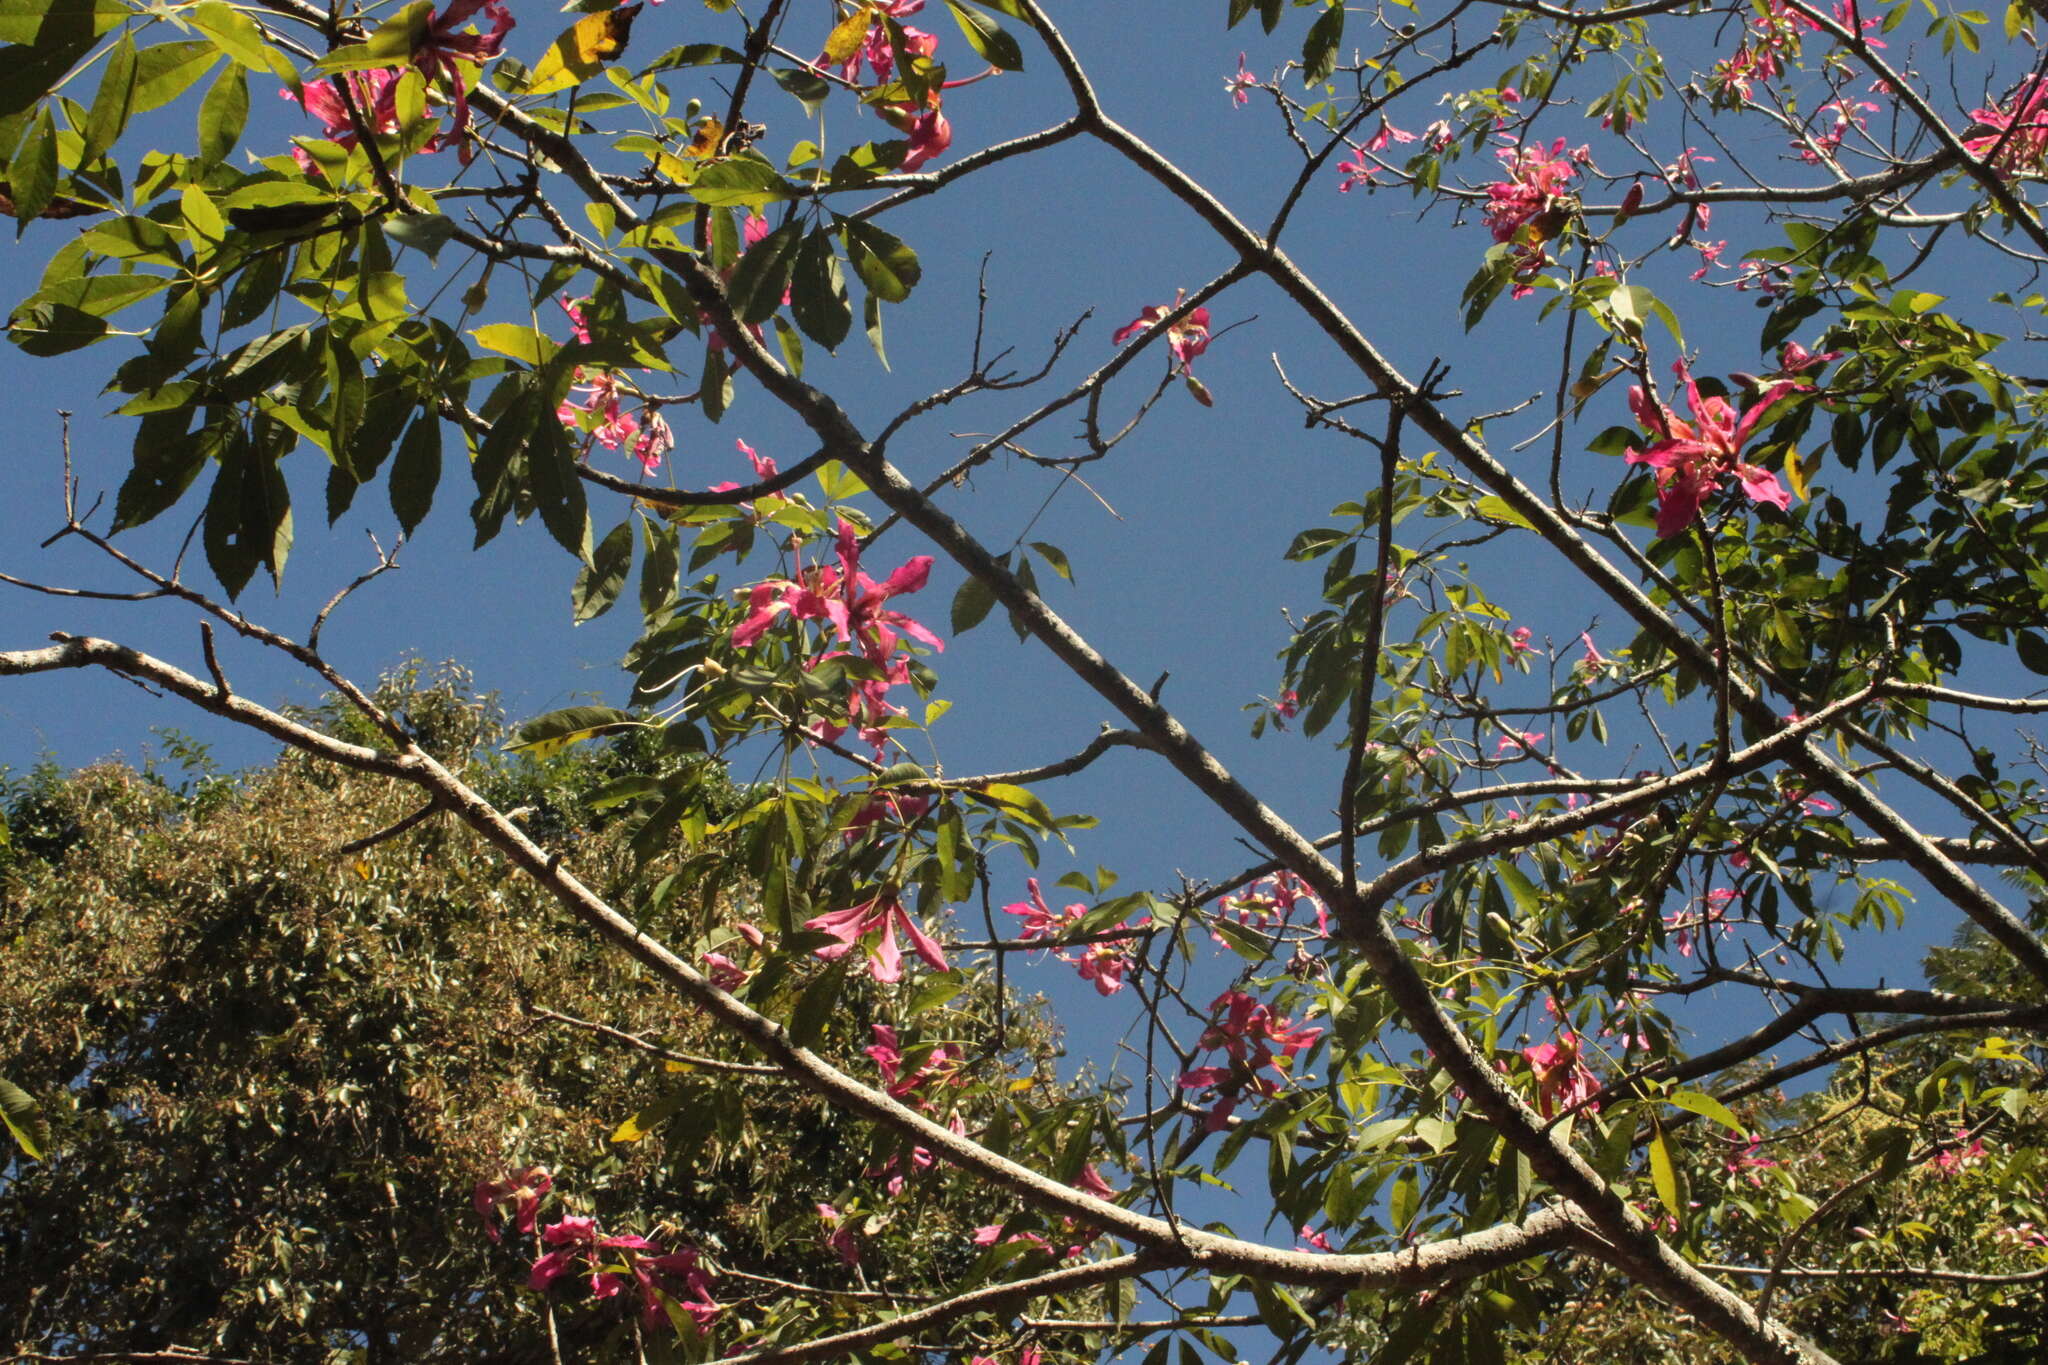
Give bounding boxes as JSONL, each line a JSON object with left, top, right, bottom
{"left": 1226, "top": 51, "right": 1256, "bottom": 105}
{"left": 1074, "top": 941, "right": 1129, "bottom": 996}
{"left": 1507, "top": 626, "right": 1536, "bottom": 656}
{"left": 1113, "top": 290, "right": 1212, "bottom": 375}
{"left": 1482, "top": 137, "right": 1581, "bottom": 297}
{"left": 473, "top": 1165, "right": 551, "bottom": 1242}
{"left": 1523, "top": 1032, "right": 1600, "bottom": 1117}
{"left": 1626, "top": 363, "right": 1804, "bottom": 538}
{"left": 411, "top": 0, "right": 517, "bottom": 161}
{"left": 1965, "top": 78, "right": 2048, "bottom": 173}
{"left": 529, "top": 1217, "right": 719, "bottom": 1332}
{"left": 1723, "top": 1137, "right": 1779, "bottom": 1186}
{"left": 1574, "top": 632, "right": 1608, "bottom": 680}
{"left": 1005, "top": 877, "right": 1086, "bottom": 941}
{"left": 1298, "top": 1224, "right": 1335, "bottom": 1252}
{"left": 1336, "top": 147, "right": 1377, "bottom": 192}
{"left": 733, "top": 519, "right": 941, "bottom": 660}
{"left": 280, "top": 70, "right": 407, "bottom": 172}
{"left": 806, "top": 893, "right": 948, "bottom": 983}
{"left": 1928, "top": 1128, "right": 1988, "bottom": 1175}
{"left": 1178, "top": 989, "right": 1322, "bottom": 1131}
{"left": 1074, "top": 1164, "right": 1117, "bottom": 1201}
{"left": 557, "top": 370, "right": 641, "bottom": 455}
{"left": 1494, "top": 728, "right": 1545, "bottom": 758}
{"left": 1796, "top": 98, "right": 1877, "bottom": 164}
{"left": 816, "top": 1203, "right": 862, "bottom": 1266}
{"left": 1004, "top": 878, "right": 1138, "bottom": 995}
{"left": 629, "top": 412, "right": 674, "bottom": 473}
{"left": 1221, "top": 870, "right": 1329, "bottom": 939}
{"left": 864, "top": 1023, "right": 962, "bottom": 1101}
{"left": 1273, "top": 688, "right": 1300, "bottom": 719}
{"left": 557, "top": 294, "right": 593, "bottom": 345}
{"left": 731, "top": 519, "right": 941, "bottom": 755}
{"left": 701, "top": 951, "right": 749, "bottom": 990}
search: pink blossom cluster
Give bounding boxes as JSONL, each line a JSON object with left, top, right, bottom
{"left": 279, "top": 0, "right": 512, "bottom": 168}
{"left": 732, "top": 515, "right": 943, "bottom": 757}
{"left": 1521, "top": 1031, "right": 1599, "bottom": 1117}
{"left": 806, "top": 892, "right": 949, "bottom": 984}
{"left": 1004, "top": 878, "right": 1139, "bottom": 995}
{"left": 553, "top": 297, "right": 675, "bottom": 472}
{"left": 528, "top": 1215, "right": 719, "bottom": 1333}
{"left": 1336, "top": 118, "right": 1416, "bottom": 190}
{"left": 1723, "top": 1136, "right": 1780, "bottom": 1187}
{"left": 1965, "top": 78, "right": 2048, "bottom": 173}
{"left": 1927, "top": 1128, "right": 1988, "bottom": 1176}
{"left": 1666, "top": 886, "right": 1737, "bottom": 958}
{"left": 1626, "top": 363, "right": 1804, "bottom": 538}
{"left": 1113, "top": 290, "right": 1214, "bottom": 403}
{"left": 1217, "top": 870, "right": 1329, "bottom": 940}
{"left": 1482, "top": 137, "right": 1585, "bottom": 298}
{"left": 815, "top": 1202, "right": 863, "bottom": 1265}
{"left": 473, "top": 1164, "right": 552, "bottom": 1242}
{"left": 1709, "top": 0, "right": 1816, "bottom": 106}
{"left": 1178, "top": 989, "right": 1323, "bottom": 1131}
{"left": 865, "top": 1023, "right": 963, "bottom": 1102}
{"left": 815, "top": 0, "right": 959, "bottom": 170}
{"left": 972, "top": 1166, "right": 1116, "bottom": 1261}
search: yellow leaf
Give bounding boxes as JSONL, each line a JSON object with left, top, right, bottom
{"left": 527, "top": 4, "right": 643, "bottom": 96}
{"left": 352, "top": 858, "right": 372, "bottom": 880}
{"left": 1649, "top": 1122, "right": 1683, "bottom": 1221}
{"left": 611, "top": 1113, "right": 652, "bottom": 1143}
{"left": 821, "top": 4, "right": 874, "bottom": 66}
{"left": 663, "top": 1059, "right": 696, "bottom": 1074}
{"left": 1783, "top": 448, "right": 1809, "bottom": 502}
{"left": 683, "top": 115, "right": 724, "bottom": 159}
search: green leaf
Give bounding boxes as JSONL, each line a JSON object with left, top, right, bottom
{"left": 5, "top": 103, "right": 54, "bottom": 222}
{"left": 385, "top": 212, "right": 455, "bottom": 263}
{"left": 1300, "top": 3, "right": 1342, "bottom": 86}
{"left": 79, "top": 28, "right": 136, "bottom": 166}
{"left": 1390, "top": 1167, "right": 1419, "bottom": 1230}
{"left": 944, "top": 0, "right": 1024, "bottom": 70}
{"left": 789, "top": 962, "right": 847, "bottom": 1048}
{"left": 112, "top": 411, "right": 206, "bottom": 531}
{"left": 314, "top": 2, "right": 431, "bottom": 74}
{"left": 8, "top": 299, "right": 105, "bottom": 354}
{"left": 951, "top": 574, "right": 997, "bottom": 635}
{"left": 388, "top": 414, "right": 440, "bottom": 535}
{"left": 1666, "top": 1089, "right": 1746, "bottom": 1134}
{"left": 842, "top": 219, "right": 921, "bottom": 303}
{"left": 790, "top": 226, "right": 851, "bottom": 351}
{"left": 687, "top": 153, "right": 791, "bottom": 208}
{"left": 863, "top": 288, "right": 887, "bottom": 368}
{"left": 574, "top": 519, "right": 634, "bottom": 623}
{"left": 725, "top": 219, "right": 801, "bottom": 324}
{"left": 504, "top": 705, "right": 646, "bottom": 758}
{"left": 204, "top": 425, "right": 292, "bottom": 598}
{"left": 0, "top": 1075, "right": 46, "bottom": 1160}
{"left": 128, "top": 41, "right": 222, "bottom": 116}
{"left": 0, "top": 0, "right": 102, "bottom": 121}
{"left": 638, "top": 516, "right": 679, "bottom": 617}
{"left": 612, "top": 1090, "right": 686, "bottom": 1143}
{"left": 195, "top": 59, "right": 247, "bottom": 165}
{"left": 189, "top": 0, "right": 279, "bottom": 73}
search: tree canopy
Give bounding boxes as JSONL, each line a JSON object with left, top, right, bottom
{"left": 3, "top": 0, "right": 2048, "bottom": 1362}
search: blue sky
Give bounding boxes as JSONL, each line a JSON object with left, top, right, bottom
{"left": 0, "top": 2, "right": 2025, "bottom": 1352}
